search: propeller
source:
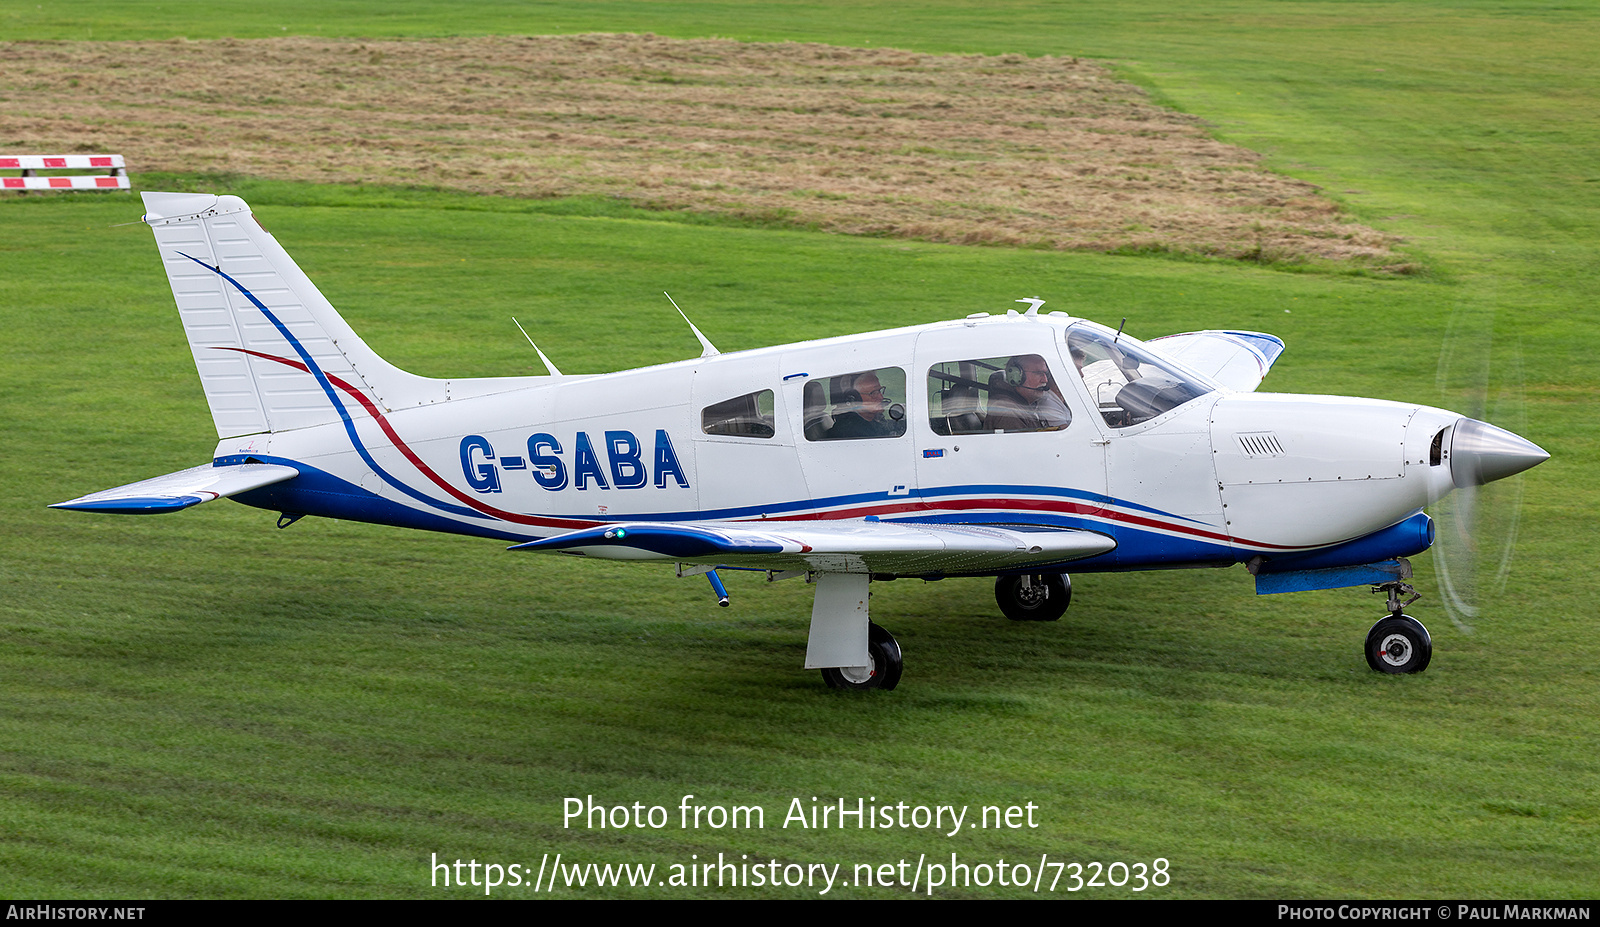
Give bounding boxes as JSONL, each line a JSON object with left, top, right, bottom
{"left": 1429, "top": 304, "right": 1547, "bottom": 631}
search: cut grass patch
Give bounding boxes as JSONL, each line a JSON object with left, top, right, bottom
{"left": 1, "top": 34, "right": 1402, "bottom": 270}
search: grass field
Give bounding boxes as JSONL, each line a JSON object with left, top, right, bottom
{"left": 3, "top": 1, "right": 1597, "bottom": 899}
{"left": 1, "top": 34, "right": 1400, "bottom": 267}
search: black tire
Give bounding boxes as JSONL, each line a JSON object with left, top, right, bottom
{"left": 1364, "top": 615, "right": 1432, "bottom": 674}
{"left": 994, "top": 573, "right": 1070, "bottom": 621}
{"left": 820, "top": 623, "right": 903, "bottom": 691}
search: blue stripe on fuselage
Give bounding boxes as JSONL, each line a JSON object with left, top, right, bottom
{"left": 228, "top": 458, "right": 528, "bottom": 541}
{"left": 178, "top": 253, "right": 484, "bottom": 520}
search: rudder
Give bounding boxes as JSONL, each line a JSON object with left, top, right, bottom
{"left": 142, "top": 192, "right": 441, "bottom": 438}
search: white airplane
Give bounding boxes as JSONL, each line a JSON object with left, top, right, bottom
{"left": 55, "top": 192, "right": 1550, "bottom": 689}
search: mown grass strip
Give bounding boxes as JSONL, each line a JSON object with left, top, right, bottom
{"left": 3, "top": 0, "right": 1598, "bottom": 899}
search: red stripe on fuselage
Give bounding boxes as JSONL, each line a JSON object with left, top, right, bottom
{"left": 217, "top": 348, "right": 1304, "bottom": 551}
{"left": 217, "top": 347, "right": 596, "bottom": 530}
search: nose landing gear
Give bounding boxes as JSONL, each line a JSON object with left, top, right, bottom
{"left": 1365, "top": 614, "right": 1433, "bottom": 674}
{"left": 1367, "top": 567, "right": 1432, "bottom": 674}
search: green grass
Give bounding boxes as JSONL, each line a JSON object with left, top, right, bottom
{"left": 4, "top": 0, "right": 1599, "bottom": 900}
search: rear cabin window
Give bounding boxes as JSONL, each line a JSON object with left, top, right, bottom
{"left": 927, "top": 354, "right": 1071, "bottom": 435}
{"left": 802, "top": 368, "right": 907, "bottom": 441}
{"left": 701, "top": 389, "right": 776, "bottom": 438}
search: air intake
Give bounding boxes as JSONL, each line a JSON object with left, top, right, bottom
{"left": 1235, "top": 432, "right": 1285, "bottom": 458}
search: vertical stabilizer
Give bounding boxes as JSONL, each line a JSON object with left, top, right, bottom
{"left": 142, "top": 192, "right": 441, "bottom": 438}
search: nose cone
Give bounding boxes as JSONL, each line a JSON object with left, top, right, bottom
{"left": 1451, "top": 418, "right": 1549, "bottom": 488}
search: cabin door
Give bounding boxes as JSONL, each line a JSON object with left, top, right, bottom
{"left": 914, "top": 324, "right": 1108, "bottom": 526}
{"left": 782, "top": 339, "right": 921, "bottom": 519}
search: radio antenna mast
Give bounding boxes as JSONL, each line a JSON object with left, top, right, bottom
{"left": 665, "top": 292, "right": 719, "bottom": 357}
{"left": 512, "top": 317, "right": 563, "bottom": 377}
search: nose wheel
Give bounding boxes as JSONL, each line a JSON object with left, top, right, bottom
{"left": 1365, "top": 614, "right": 1432, "bottom": 674}
{"left": 1365, "top": 570, "right": 1431, "bottom": 673}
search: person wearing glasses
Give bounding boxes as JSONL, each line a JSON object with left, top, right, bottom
{"left": 829, "top": 370, "right": 906, "bottom": 439}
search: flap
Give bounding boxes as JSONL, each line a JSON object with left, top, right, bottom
{"left": 1147, "top": 330, "right": 1285, "bottom": 392}
{"left": 52, "top": 462, "right": 300, "bottom": 514}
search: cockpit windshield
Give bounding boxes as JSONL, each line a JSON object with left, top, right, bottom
{"left": 1066, "top": 326, "right": 1214, "bottom": 428}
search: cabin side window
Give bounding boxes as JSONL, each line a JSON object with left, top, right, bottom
{"left": 701, "top": 389, "right": 776, "bottom": 439}
{"left": 803, "top": 368, "right": 908, "bottom": 441}
{"left": 927, "top": 354, "right": 1071, "bottom": 435}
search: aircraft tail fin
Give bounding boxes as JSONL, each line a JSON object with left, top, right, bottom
{"left": 141, "top": 192, "right": 444, "bottom": 439}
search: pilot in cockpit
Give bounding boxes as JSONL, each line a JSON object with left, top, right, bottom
{"left": 986, "top": 354, "right": 1071, "bottom": 432}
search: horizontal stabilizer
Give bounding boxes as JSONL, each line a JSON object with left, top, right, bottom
{"left": 511, "top": 520, "right": 1115, "bottom": 575}
{"left": 1147, "top": 330, "right": 1285, "bottom": 392}
{"left": 52, "top": 463, "right": 299, "bottom": 514}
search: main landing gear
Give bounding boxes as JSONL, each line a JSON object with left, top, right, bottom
{"left": 995, "top": 572, "right": 1071, "bottom": 622}
{"left": 807, "top": 573, "right": 905, "bottom": 691}
{"left": 1366, "top": 571, "right": 1432, "bottom": 674}
{"left": 820, "top": 622, "right": 904, "bottom": 691}
{"left": 805, "top": 571, "right": 1072, "bottom": 690}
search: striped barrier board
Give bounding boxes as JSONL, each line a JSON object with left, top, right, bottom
{"left": 1, "top": 155, "right": 126, "bottom": 170}
{"left": 1, "top": 154, "right": 129, "bottom": 191}
{"left": 3, "top": 175, "right": 131, "bottom": 190}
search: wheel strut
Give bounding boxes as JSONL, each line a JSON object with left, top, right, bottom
{"left": 1370, "top": 557, "right": 1420, "bottom": 618}
{"left": 1365, "top": 558, "right": 1431, "bottom": 674}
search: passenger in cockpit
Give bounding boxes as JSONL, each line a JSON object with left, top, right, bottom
{"left": 829, "top": 371, "right": 905, "bottom": 439}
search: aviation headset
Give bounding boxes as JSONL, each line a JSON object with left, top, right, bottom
{"left": 1005, "top": 355, "right": 1049, "bottom": 390}
{"left": 838, "top": 372, "right": 905, "bottom": 421}
{"left": 839, "top": 373, "right": 863, "bottom": 407}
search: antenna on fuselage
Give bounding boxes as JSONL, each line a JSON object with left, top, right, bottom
{"left": 664, "top": 292, "right": 720, "bottom": 357}
{"left": 512, "top": 317, "right": 564, "bottom": 377}
{"left": 1113, "top": 317, "right": 1127, "bottom": 344}
{"left": 1016, "top": 297, "right": 1046, "bottom": 316}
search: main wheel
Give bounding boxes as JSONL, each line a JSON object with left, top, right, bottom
{"left": 995, "top": 573, "right": 1070, "bottom": 621}
{"left": 1365, "top": 615, "right": 1432, "bottom": 674}
{"left": 821, "top": 622, "right": 903, "bottom": 691}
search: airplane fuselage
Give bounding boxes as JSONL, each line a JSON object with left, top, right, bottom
{"left": 56, "top": 192, "right": 1549, "bottom": 685}
{"left": 223, "top": 313, "right": 1456, "bottom": 577}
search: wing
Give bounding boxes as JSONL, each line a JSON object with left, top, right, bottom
{"left": 510, "top": 519, "right": 1115, "bottom": 575}
{"left": 1147, "top": 330, "right": 1285, "bottom": 392}
{"left": 52, "top": 462, "right": 300, "bottom": 514}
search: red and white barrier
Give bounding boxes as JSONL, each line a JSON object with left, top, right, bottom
{"left": 2, "top": 175, "right": 130, "bottom": 190}
{"left": 1, "top": 154, "right": 129, "bottom": 191}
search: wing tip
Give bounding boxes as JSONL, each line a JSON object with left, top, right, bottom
{"left": 50, "top": 495, "right": 207, "bottom": 514}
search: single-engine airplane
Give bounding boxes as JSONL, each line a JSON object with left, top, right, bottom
{"left": 55, "top": 193, "right": 1550, "bottom": 689}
